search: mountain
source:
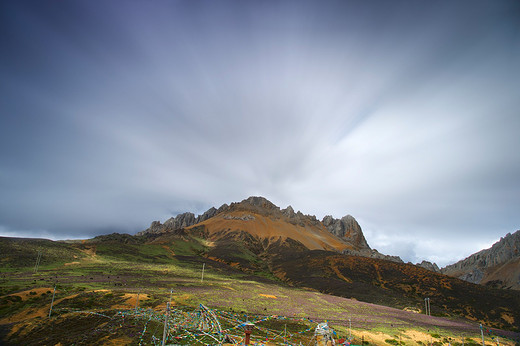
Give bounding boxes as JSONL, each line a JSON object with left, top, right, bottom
{"left": 442, "top": 230, "right": 520, "bottom": 290}
{"left": 2, "top": 197, "right": 520, "bottom": 333}
{"left": 133, "top": 196, "right": 520, "bottom": 330}
{"left": 139, "top": 196, "right": 371, "bottom": 250}
{"left": 139, "top": 196, "right": 403, "bottom": 261}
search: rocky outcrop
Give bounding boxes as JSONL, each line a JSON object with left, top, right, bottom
{"left": 416, "top": 260, "right": 440, "bottom": 273}
{"left": 343, "top": 248, "right": 404, "bottom": 263}
{"left": 136, "top": 206, "right": 223, "bottom": 236}
{"left": 442, "top": 230, "right": 520, "bottom": 289}
{"left": 322, "top": 215, "right": 370, "bottom": 250}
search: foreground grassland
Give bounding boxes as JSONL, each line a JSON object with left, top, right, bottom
{"left": 1, "top": 236, "right": 518, "bottom": 345}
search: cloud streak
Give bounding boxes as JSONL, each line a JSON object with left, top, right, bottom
{"left": 1, "top": 0, "right": 519, "bottom": 266}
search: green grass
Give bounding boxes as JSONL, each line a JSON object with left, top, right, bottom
{"left": 1, "top": 235, "right": 518, "bottom": 346}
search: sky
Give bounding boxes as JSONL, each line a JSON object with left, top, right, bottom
{"left": 1, "top": 0, "right": 519, "bottom": 267}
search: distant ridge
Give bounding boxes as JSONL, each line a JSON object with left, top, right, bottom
{"left": 442, "top": 230, "right": 520, "bottom": 290}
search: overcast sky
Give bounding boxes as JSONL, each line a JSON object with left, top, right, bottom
{"left": 1, "top": 1, "right": 519, "bottom": 267}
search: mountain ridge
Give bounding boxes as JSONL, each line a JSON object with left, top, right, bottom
{"left": 136, "top": 196, "right": 410, "bottom": 263}
{"left": 137, "top": 196, "right": 520, "bottom": 287}
{"left": 442, "top": 230, "right": 520, "bottom": 290}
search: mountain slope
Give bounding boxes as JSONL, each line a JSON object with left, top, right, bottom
{"left": 442, "top": 231, "right": 520, "bottom": 290}
{"left": 140, "top": 196, "right": 371, "bottom": 253}
{"left": 135, "top": 197, "right": 520, "bottom": 330}
{"left": 268, "top": 249, "right": 520, "bottom": 330}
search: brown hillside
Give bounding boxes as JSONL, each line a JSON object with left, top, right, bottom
{"left": 188, "top": 210, "right": 353, "bottom": 252}
{"left": 268, "top": 250, "right": 520, "bottom": 331}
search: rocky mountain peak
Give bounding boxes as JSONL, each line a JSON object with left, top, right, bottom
{"left": 240, "top": 196, "right": 278, "bottom": 210}
{"left": 416, "top": 260, "right": 440, "bottom": 273}
{"left": 281, "top": 205, "right": 295, "bottom": 218}
{"left": 442, "top": 230, "right": 520, "bottom": 289}
{"left": 137, "top": 196, "right": 373, "bottom": 255}
{"left": 322, "top": 214, "right": 370, "bottom": 250}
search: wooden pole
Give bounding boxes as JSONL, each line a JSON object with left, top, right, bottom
{"left": 201, "top": 263, "right": 205, "bottom": 283}
{"left": 34, "top": 250, "right": 42, "bottom": 273}
{"left": 135, "top": 291, "right": 140, "bottom": 313}
{"left": 162, "top": 302, "right": 170, "bottom": 346}
{"left": 48, "top": 285, "right": 56, "bottom": 318}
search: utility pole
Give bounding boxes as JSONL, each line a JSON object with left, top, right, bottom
{"left": 48, "top": 284, "right": 56, "bottom": 318}
{"left": 424, "top": 298, "right": 431, "bottom": 316}
{"left": 34, "top": 250, "right": 42, "bottom": 273}
{"left": 201, "top": 263, "right": 205, "bottom": 283}
{"left": 480, "top": 324, "right": 485, "bottom": 346}
{"left": 162, "top": 302, "right": 170, "bottom": 346}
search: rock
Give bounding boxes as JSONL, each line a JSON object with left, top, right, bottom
{"left": 197, "top": 207, "right": 218, "bottom": 223}
{"left": 322, "top": 215, "right": 370, "bottom": 250}
{"left": 281, "top": 205, "right": 295, "bottom": 218}
{"left": 416, "top": 260, "right": 440, "bottom": 273}
{"left": 342, "top": 248, "right": 404, "bottom": 263}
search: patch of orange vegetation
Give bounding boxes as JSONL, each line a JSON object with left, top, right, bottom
{"left": 4, "top": 287, "right": 53, "bottom": 301}
{"left": 0, "top": 293, "right": 78, "bottom": 325}
{"left": 64, "top": 261, "right": 80, "bottom": 266}
{"left": 397, "top": 284, "right": 413, "bottom": 293}
{"left": 190, "top": 211, "right": 351, "bottom": 252}
{"left": 329, "top": 258, "right": 353, "bottom": 283}
{"left": 161, "top": 244, "right": 176, "bottom": 256}
{"left": 352, "top": 329, "right": 464, "bottom": 346}
{"left": 79, "top": 246, "right": 97, "bottom": 258}
{"left": 171, "top": 294, "right": 193, "bottom": 306}
{"left": 501, "top": 312, "right": 514, "bottom": 324}
{"left": 111, "top": 293, "right": 149, "bottom": 309}
{"left": 259, "top": 294, "right": 277, "bottom": 299}
{"left": 99, "top": 336, "right": 133, "bottom": 345}
{"left": 372, "top": 263, "right": 385, "bottom": 288}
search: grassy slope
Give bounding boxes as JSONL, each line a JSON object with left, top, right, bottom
{"left": 268, "top": 250, "right": 520, "bottom": 331}
{"left": 1, "top": 235, "right": 519, "bottom": 345}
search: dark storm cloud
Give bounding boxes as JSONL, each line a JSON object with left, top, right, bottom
{"left": 1, "top": 0, "right": 519, "bottom": 266}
